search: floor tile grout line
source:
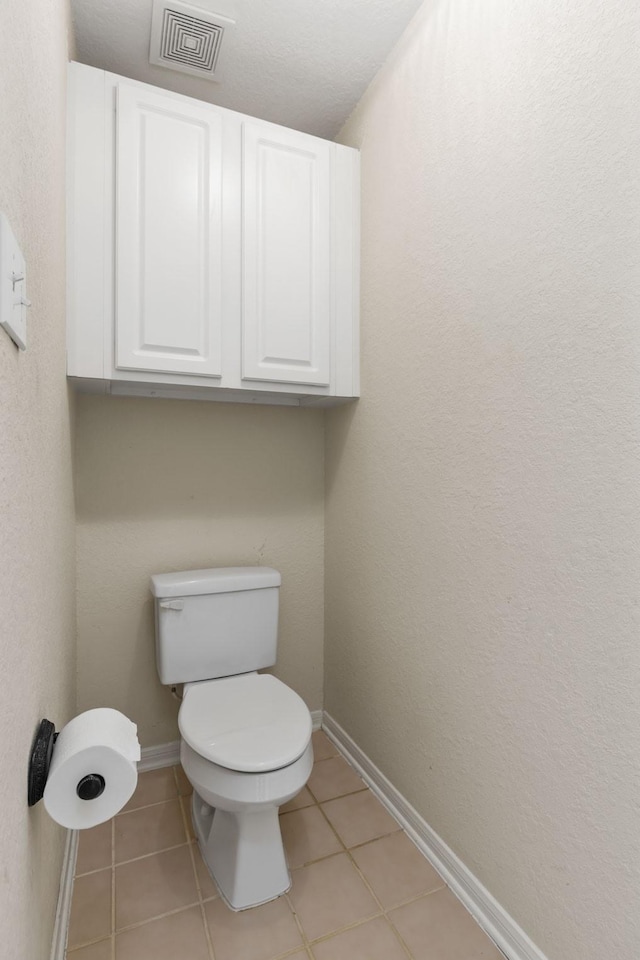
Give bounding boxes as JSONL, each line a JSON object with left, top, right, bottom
{"left": 177, "top": 776, "right": 220, "bottom": 960}
{"left": 113, "top": 899, "right": 203, "bottom": 937}
{"left": 322, "top": 735, "right": 418, "bottom": 959}
{"left": 113, "top": 839, "right": 193, "bottom": 872}
{"left": 317, "top": 728, "right": 455, "bottom": 960}
{"left": 310, "top": 742, "right": 404, "bottom": 850}
{"left": 308, "top": 798, "right": 348, "bottom": 856}
{"left": 311, "top": 739, "right": 416, "bottom": 959}
{"left": 340, "top": 845, "right": 413, "bottom": 960}
{"left": 312, "top": 732, "right": 341, "bottom": 762}
{"left": 199, "top": 899, "right": 217, "bottom": 960}
{"left": 179, "top": 793, "right": 196, "bottom": 841}
{"left": 288, "top": 793, "right": 397, "bottom": 951}
{"left": 66, "top": 934, "right": 113, "bottom": 955}
{"left": 289, "top": 881, "right": 447, "bottom": 955}
{"left": 119, "top": 795, "right": 180, "bottom": 816}
{"left": 173, "top": 765, "right": 195, "bottom": 845}
{"left": 297, "top": 783, "right": 369, "bottom": 806}
{"left": 281, "top": 777, "right": 443, "bottom": 888}
{"left": 75, "top": 840, "right": 192, "bottom": 878}
{"left": 117, "top": 766, "right": 193, "bottom": 817}
{"left": 72, "top": 897, "right": 225, "bottom": 951}
{"left": 281, "top": 803, "right": 315, "bottom": 814}
{"left": 270, "top": 926, "right": 313, "bottom": 960}
{"left": 289, "top": 848, "right": 347, "bottom": 873}
{"left": 337, "top": 824, "right": 404, "bottom": 851}
{"left": 178, "top": 792, "right": 188, "bottom": 835}
{"left": 171, "top": 763, "right": 181, "bottom": 793}
{"left": 69, "top": 900, "right": 213, "bottom": 960}
{"left": 65, "top": 819, "right": 116, "bottom": 955}
{"left": 306, "top": 911, "right": 384, "bottom": 946}
{"left": 285, "top": 890, "right": 311, "bottom": 955}
{"left": 183, "top": 820, "right": 218, "bottom": 960}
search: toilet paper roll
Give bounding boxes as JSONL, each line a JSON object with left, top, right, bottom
{"left": 43, "top": 708, "right": 141, "bottom": 829}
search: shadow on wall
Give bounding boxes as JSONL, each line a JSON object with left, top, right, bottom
{"left": 324, "top": 401, "right": 359, "bottom": 499}
{"left": 127, "top": 595, "right": 178, "bottom": 736}
{"left": 74, "top": 395, "right": 325, "bottom": 522}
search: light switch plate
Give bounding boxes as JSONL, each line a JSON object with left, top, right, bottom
{"left": 0, "top": 212, "right": 28, "bottom": 350}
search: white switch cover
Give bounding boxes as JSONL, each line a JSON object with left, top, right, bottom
{"left": 0, "top": 212, "right": 28, "bottom": 350}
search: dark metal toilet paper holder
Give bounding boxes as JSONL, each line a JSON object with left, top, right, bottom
{"left": 27, "top": 718, "right": 106, "bottom": 806}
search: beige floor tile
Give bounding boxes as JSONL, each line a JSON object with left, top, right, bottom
{"left": 312, "top": 731, "right": 339, "bottom": 762}
{"left": 191, "top": 842, "right": 218, "bottom": 900}
{"left": 389, "top": 888, "right": 504, "bottom": 960}
{"left": 288, "top": 853, "right": 379, "bottom": 942}
{"left": 115, "top": 905, "right": 210, "bottom": 960}
{"left": 174, "top": 764, "right": 193, "bottom": 796}
{"left": 351, "top": 831, "right": 445, "bottom": 908}
{"left": 114, "top": 799, "right": 186, "bottom": 863}
{"left": 307, "top": 757, "right": 365, "bottom": 803}
{"left": 321, "top": 791, "right": 400, "bottom": 849}
{"left": 281, "top": 806, "right": 343, "bottom": 868}
{"left": 205, "top": 895, "right": 303, "bottom": 960}
{"left": 115, "top": 845, "right": 198, "bottom": 929}
{"left": 67, "top": 869, "right": 112, "bottom": 950}
{"left": 121, "top": 767, "right": 178, "bottom": 813}
{"left": 67, "top": 937, "right": 113, "bottom": 960}
{"left": 65, "top": 937, "right": 111, "bottom": 960}
{"left": 75, "top": 821, "right": 112, "bottom": 876}
{"left": 312, "top": 916, "right": 408, "bottom": 960}
{"left": 281, "top": 785, "right": 315, "bottom": 813}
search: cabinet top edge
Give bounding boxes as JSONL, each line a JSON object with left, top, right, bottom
{"left": 68, "top": 60, "right": 360, "bottom": 155}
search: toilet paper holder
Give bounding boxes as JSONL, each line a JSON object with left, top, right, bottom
{"left": 28, "top": 718, "right": 106, "bottom": 806}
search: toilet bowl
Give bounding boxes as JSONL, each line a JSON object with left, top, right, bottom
{"left": 179, "top": 672, "right": 313, "bottom": 910}
{"left": 151, "top": 566, "right": 313, "bottom": 911}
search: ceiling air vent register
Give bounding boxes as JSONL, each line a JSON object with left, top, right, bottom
{"left": 150, "top": 0, "right": 235, "bottom": 81}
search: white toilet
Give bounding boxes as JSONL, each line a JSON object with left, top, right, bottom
{"left": 150, "top": 567, "right": 313, "bottom": 911}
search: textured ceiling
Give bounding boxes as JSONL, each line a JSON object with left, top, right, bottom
{"left": 70, "top": 0, "right": 424, "bottom": 139}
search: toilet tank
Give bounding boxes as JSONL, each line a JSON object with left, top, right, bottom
{"left": 150, "top": 567, "right": 281, "bottom": 685}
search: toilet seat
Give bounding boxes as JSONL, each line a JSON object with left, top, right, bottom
{"left": 179, "top": 673, "right": 312, "bottom": 773}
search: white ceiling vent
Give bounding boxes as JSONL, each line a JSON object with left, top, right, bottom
{"left": 150, "top": 0, "right": 235, "bottom": 81}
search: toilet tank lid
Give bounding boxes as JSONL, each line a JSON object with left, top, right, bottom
{"left": 150, "top": 567, "right": 281, "bottom": 598}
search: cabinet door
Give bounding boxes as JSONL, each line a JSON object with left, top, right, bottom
{"left": 116, "top": 83, "right": 222, "bottom": 377}
{"left": 242, "top": 122, "right": 331, "bottom": 386}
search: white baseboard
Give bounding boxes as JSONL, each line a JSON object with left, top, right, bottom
{"left": 322, "top": 713, "right": 549, "bottom": 960}
{"left": 139, "top": 740, "right": 181, "bottom": 771}
{"left": 50, "top": 828, "right": 78, "bottom": 960}
{"left": 139, "top": 710, "right": 323, "bottom": 773}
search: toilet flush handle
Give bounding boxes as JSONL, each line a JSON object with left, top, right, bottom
{"left": 159, "top": 599, "right": 184, "bottom": 611}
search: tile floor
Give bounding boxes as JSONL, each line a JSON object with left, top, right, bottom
{"left": 65, "top": 731, "right": 503, "bottom": 960}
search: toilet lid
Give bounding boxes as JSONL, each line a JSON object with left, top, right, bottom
{"left": 179, "top": 674, "right": 312, "bottom": 773}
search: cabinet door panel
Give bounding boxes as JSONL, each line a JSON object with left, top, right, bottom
{"left": 242, "top": 123, "right": 331, "bottom": 386}
{"left": 116, "top": 83, "right": 222, "bottom": 377}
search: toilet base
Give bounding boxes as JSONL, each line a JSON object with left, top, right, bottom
{"left": 191, "top": 792, "right": 291, "bottom": 911}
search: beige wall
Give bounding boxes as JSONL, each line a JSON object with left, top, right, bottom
{"left": 325, "top": 2, "right": 640, "bottom": 959}
{"left": 0, "top": 2, "right": 76, "bottom": 958}
{"left": 75, "top": 396, "right": 324, "bottom": 746}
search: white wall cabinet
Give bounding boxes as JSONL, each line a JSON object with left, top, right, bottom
{"left": 115, "top": 83, "right": 223, "bottom": 379}
{"left": 67, "top": 62, "right": 359, "bottom": 406}
{"left": 241, "top": 122, "right": 332, "bottom": 387}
